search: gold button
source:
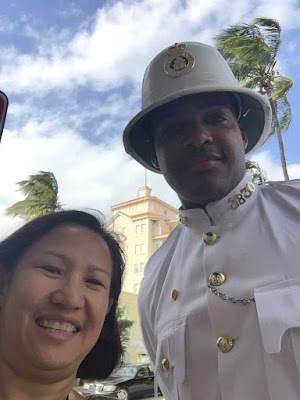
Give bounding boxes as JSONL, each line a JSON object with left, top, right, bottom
{"left": 203, "top": 232, "right": 217, "bottom": 245}
{"left": 209, "top": 272, "right": 226, "bottom": 286}
{"left": 217, "top": 335, "right": 234, "bottom": 353}
{"left": 161, "top": 358, "right": 169, "bottom": 371}
{"left": 171, "top": 289, "right": 178, "bottom": 301}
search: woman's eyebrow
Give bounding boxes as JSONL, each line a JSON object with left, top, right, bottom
{"left": 87, "top": 265, "right": 112, "bottom": 278}
{"left": 44, "top": 250, "right": 69, "bottom": 263}
{"left": 43, "top": 251, "right": 111, "bottom": 278}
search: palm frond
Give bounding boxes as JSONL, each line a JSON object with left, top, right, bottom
{"left": 245, "top": 160, "right": 267, "bottom": 185}
{"left": 217, "top": 36, "right": 271, "bottom": 66}
{"left": 276, "top": 95, "right": 293, "bottom": 132}
{"left": 253, "top": 18, "right": 281, "bottom": 60}
{"left": 6, "top": 171, "right": 62, "bottom": 220}
{"left": 242, "top": 75, "right": 263, "bottom": 90}
{"left": 227, "top": 60, "right": 255, "bottom": 82}
{"left": 271, "top": 76, "right": 293, "bottom": 100}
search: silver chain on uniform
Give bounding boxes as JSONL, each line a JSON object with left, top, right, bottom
{"left": 207, "top": 283, "right": 255, "bottom": 305}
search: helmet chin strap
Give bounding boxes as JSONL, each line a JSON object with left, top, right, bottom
{"left": 242, "top": 108, "right": 250, "bottom": 118}
{"left": 151, "top": 155, "right": 160, "bottom": 169}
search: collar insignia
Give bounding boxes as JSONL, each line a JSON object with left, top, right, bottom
{"left": 229, "top": 182, "right": 255, "bottom": 209}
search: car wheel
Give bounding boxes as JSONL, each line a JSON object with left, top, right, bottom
{"left": 117, "top": 387, "right": 129, "bottom": 400}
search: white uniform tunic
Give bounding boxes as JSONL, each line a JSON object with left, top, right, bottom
{"left": 138, "top": 176, "right": 300, "bottom": 400}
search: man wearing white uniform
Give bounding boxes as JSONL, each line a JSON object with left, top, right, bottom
{"left": 123, "top": 42, "right": 300, "bottom": 400}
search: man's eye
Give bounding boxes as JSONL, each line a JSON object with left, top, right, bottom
{"left": 160, "top": 123, "right": 184, "bottom": 137}
{"left": 39, "top": 265, "right": 62, "bottom": 275}
{"left": 207, "top": 115, "right": 228, "bottom": 124}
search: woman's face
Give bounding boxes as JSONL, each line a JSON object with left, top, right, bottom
{"left": 0, "top": 223, "right": 112, "bottom": 378}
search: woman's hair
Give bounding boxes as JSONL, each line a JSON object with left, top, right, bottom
{"left": 0, "top": 210, "right": 125, "bottom": 380}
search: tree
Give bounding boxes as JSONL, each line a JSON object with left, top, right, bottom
{"left": 5, "top": 171, "right": 62, "bottom": 220}
{"left": 116, "top": 305, "right": 134, "bottom": 354}
{"left": 245, "top": 160, "right": 267, "bottom": 185}
{"left": 215, "top": 17, "right": 293, "bottom": 180}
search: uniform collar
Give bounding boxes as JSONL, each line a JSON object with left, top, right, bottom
{"left": 178, "top": 175, "right": 258, "bottom": 231}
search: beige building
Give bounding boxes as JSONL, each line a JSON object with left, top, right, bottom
{"left": 108, "top": 186, "right": 178, "bottom": 363}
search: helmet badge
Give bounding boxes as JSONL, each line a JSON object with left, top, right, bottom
{"left": 164, "top": 43, "right": 195, "bottom": 78}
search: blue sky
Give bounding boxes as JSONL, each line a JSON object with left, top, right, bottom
{"left": 0, "top": 0, "right": 299, "bottom": 235}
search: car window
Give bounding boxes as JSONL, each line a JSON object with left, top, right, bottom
{"left": 138, "top": 366, "right": 149, "bottom": 377}
{"left": 148, "top": 365, "right": 154, "bottom": 376}
{"left": 112, "top": 365, "right": 137, "bottom": 378}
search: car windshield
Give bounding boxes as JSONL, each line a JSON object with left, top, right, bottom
{"left": 112, "top": 366, "right": 138, "bottom": 378}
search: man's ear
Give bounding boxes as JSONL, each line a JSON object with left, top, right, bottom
{"left": 152, "top": 153, "right": 160, "bottom": 169}
{"left": 0, "top": 268, "right": 8, "bottom": 307}
{"left": 241, "top": 129, "right": 248, "bottom": 149}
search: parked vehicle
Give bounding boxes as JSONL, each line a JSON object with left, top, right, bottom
{"left": 82, "top": 382, "right": 103, "bottom": 397}
{"left": 85, "top": 363, "right": 160, "bottom": 400}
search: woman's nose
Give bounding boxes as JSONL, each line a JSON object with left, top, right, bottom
{"left": 50, "top": 280, "right": 85, "bottom": 310}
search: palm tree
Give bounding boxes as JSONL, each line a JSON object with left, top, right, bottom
{"left": 116, "top": 305, "right": 134, "bottom": 354}
{"left": 245, "top": 160, "right": 267, "bottom": 185}
{"left": 5, "top": 171, "right": 62, "bottom": 220}
{"left": 215, "top": 17, "right": 293, "bottom": 180}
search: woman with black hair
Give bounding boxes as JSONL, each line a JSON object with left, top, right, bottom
{"left": 0, "top": 210, "right": 125, "bottom": 400}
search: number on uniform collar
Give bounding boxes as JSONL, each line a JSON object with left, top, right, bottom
{"left": 228, "top": 182, "right": 255, "bottom": 209}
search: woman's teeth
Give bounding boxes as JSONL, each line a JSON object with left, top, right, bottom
{"left": 37, "top": 319, "right": 78, "bottom": 333}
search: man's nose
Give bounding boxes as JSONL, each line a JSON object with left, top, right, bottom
{"left": 183, "top": 122, "right": 213, "bottom": 148}
{"left": 50, "top": 279, "right": 85, "bottom": 310}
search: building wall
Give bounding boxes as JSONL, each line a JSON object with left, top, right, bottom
{"left": 119, "top": 291, "right": 149, "bottom": 364}
{"left": 107, "top": 186, "right": 178, "bottom": 363}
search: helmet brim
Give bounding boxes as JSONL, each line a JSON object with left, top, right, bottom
{"left": 123, "top": 87, "right": 271, "bottom": 173}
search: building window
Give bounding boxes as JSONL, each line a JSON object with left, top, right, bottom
{"left": 141, "top": 224, "right": 145, "bottom": 232}
{"left": 134, "top": 264, "right": 139, "bottom": 273}
{"left": 136, "top": 225, "right": 141, "bottom": 234}
{"left": 135, "top": 244, "right": 145, "bottom": 255}
{"left": 140, "top": 263, "right": 145, "bottom": 274}
{"left": 122, "top": 227, "right": 127, "bottom": 235}
{"left": 133, "top": 283, "right": 140, "bottom": 294}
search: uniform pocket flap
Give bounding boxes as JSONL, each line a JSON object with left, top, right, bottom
{"left": 254, "top": 278, "right": 300, "bottom": 354}
{"left": 155, "top": 317, "right": 187, "bottom": 383}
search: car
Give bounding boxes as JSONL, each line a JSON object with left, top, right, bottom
{"left": 82, "top": 382, "right": 104, "bottom": 397}
{"left": 85, "top": 363, "right": 161, "bottom": 400}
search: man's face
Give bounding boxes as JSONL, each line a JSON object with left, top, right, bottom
{"left": 151, "top": 92, "right": 248, "bottom": 208}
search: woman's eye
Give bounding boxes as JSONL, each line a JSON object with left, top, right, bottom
{"left": 86, "top": 278, "right": 103, "bottom": 287}
{"left": 39, "top": 265, "right": 62, "bottom": 275}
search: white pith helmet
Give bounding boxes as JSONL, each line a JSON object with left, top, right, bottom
{"left": 123, "top": 41, "right": 272, "bottom": 173}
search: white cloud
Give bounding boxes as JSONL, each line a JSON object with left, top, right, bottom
{"left": 255, "top": 0, "right": 300, "bottom": 29}
{"left": 0, "top": 15, "right": 19, "bottom": 33}
{"left": 0, "top": 123, "right": 178, "bottom": 238}
{"left": 2, "top": 0, "right": 300, "bottom": 95}
{"left": 250, "top": 150, "right": 300, "bottom": 181}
